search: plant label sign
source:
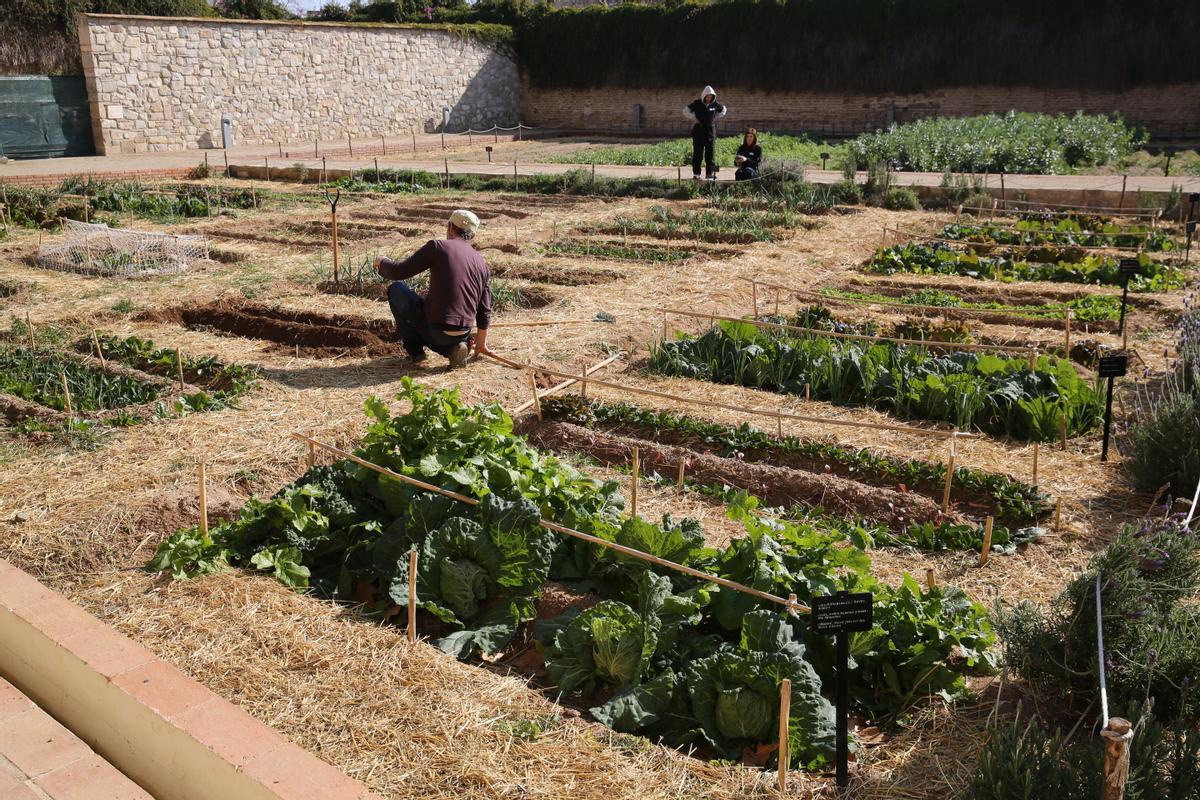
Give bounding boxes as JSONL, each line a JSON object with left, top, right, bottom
{"left": 1118, "top": 258, "right": 1140, "bottom": 276}
{"left": 812, "top": 592, "right": 873, "bottom": 634}
{"left": 1098, "top": 355, "right": 1128, "bottom": 379}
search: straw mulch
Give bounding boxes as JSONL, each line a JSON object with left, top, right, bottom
{"left": 0, "top": 182, "right": 1186, "bottom": 799}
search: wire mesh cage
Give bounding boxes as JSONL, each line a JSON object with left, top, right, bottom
{"left": 34, "top": 220, "right": 208, "bottom": 277}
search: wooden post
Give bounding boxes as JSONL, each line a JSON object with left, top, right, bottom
{"left": 59, "top": 372, "right": 73, "bottom": 418}
{"left": 444, "top": 158, "right": 449, "bottom": 188}
{"left": 407, "top": 549, "right": 419, "bottom": 644}
{"left": 1064, "top": 306, "right": 1072, "bottom": 353}
{"left": 175, "top": 348, "right": 185, "bottom": 390}
{"left": 1054, "top": 499, "right": 1062, "bottom": 532}
{"left": 941, "top": 432, "right": 957, "bottom": 512}
{"left": 514, "top": 160, "right": 519, "bottom": 192}
{"left": 91, "top": 330, "right": 105, "bottom": 365}
{"left": 1028, "top": 348, "right": 1037, "bottom": 371}
{"left": 630, "top": 447, "right": 639, "bottom": 519}
{"left": 306, "top": 440, "right": 316, "bottom": 469}
{"left": 752, "top": 280, "right": 759, "bottom": 318}
{"left": 774, "top": 288, "right": 780, "bottom": 317}
{"left": 979, "top": 516, "right": 994, "bottom": 567}
{"left": 580, "top": 364, "right": 588, "bottom": 399}
{"left": 198, "top": 462, "right": 209, "bottom": 542}
{"left": 677, "top": 460, "right": 685, "bottom": 496}
{"left": 528, "top": 371, "right": 542, "bottom": 420}
{"left": 1100, "top": 717, "right": 1133, "bottom": 800}
{"left": 778, "top": 677, "right": 792, "bottom": 794}
{"left": 331, "top": 208, "right": 340, "bottom": 283}
{"left": 1060, "top": 414, "right": 1068, "bottom": 451}
{"left": 265, "top": 157, "right": 271, "bottom": 181}
{"left": 1118, "top": 176, "right": 1128, "bottom": 210}
{"left": 1032, "top": 441, "right": 1039, "bottom": 487}
{"left": 25, "top": 313, "right": 34, "bottom": 350}
{"left": 925, "top": 568, "right": 937, "bottom": 591}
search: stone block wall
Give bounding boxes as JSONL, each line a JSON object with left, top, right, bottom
{"left": 523, "top": 82, "right": 1200, "bottom": 139}
{"left": 78, "top": 14, "right": 520, "bottom": 154}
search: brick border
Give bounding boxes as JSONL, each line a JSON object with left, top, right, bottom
{"left": 0, "top": 560, "right": 382, "bottom": 800}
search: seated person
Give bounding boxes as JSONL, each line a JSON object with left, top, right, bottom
{"left": 734, "top": 128, "right": 763, "bottom": 181}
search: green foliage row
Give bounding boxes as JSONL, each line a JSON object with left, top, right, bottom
{"left": 595, "top": 201, "right": 824, "bottom": 244}
{"left": 2, "top": 178, "right": 258, "bottom": 229}
{"left": 148, "top": 380, "right": 997, "bottom": 765}
{"left": 866, "top": 242, "right": 1186, "bottom": 292}
{"left": 848, "top": 112, "right": 1144, "bottom": 175}
{"left": 0, "top": 346, "right": 163, "bottom": 414}
{"left": 552, "top": 134, "right": 841, "bottom": 169}
{"left": 648, "top": 320, "right": 1103, "bottom": 441}
{"left": 539, "top": 394, "right": 1050, "bottom": 526}
{"left": 95, "top": 333, "right": 259, "bottom": 411}
{"left": 824, "top": 287, "right": 1122, "bottom": 323}
{"left": 940, "top": 220, "right": 1176, "bottom": 252}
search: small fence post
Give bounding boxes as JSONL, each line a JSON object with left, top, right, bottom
{"left": 175, "top": 348, "right": 184, "bottom": 390}
{"left": 198, "top": 462, "right": 209, "bottom": 542}
{"left": 677, "top": 460, "right": 686, "bottom": 496}
{"left": 91, "top": 330, "right": 105, "bottom": 366}
{"left": 630, "top": 446, "right": 639, "bottom": 519}
{"left": 528, "top": 371, "right": 542, "bottom": 420}
{"left": 59, "top": 372, "right": 73, "bottom": 419}
{"left": 941, "top": 432, "right": 957, "bottom": 512}
{"left": 751, "top": 280, "right": 759, "bottom": 318}
{"left": 778, "top": 677, "right": 792, "bottom": 795}
{"left": 1100, "top": 717, "right": 1133, "bottom": 800}
{"left": 407, "top": 548, "right": 419, "bottom": 644}
{"left": 306, "top": 440, "right": 316, "bottom": 469}
{"left": 979, "top": 515, "right": 994, "bottom": 567}
{"left": 1032, "top": 441, "right": 1039, "bottom": 487}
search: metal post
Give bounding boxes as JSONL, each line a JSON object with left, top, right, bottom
{"left": 1101, "top": 374, "right": 1116, "bottom": 462}
{"left": 835, "top": 630, "right": 849, "bottom": 788}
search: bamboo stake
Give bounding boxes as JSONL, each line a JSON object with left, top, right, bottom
{"left": 175, "top": 348, "right": 185, "bottom": 390}
{"left": 306, "top": 440, "right": 316, "bottom": 469}
{"left": 408, "top": 551, "right": 417, "bottom": 642}
{"left": 778, "top": 677, "right": 792, "bottom": 795}
{"left": 580, "top": 364, "right": 588, "bottom": 399}
{"left": 484, "top": 353, "right": 967, "bottom": 439}
{"left": 91, "top": 330, "right": 105, "bottom": 365}
{"left": 528, "top": 371, "right": 542, "bottom": 420}
{"left": 979, "top": 516, "right": 994, "bottom": 567}
{"left": 198, "top": 462, "right": 209, "bottom": 542}
{"left": 941, "top": 433, "right": 958, "bottom": 512}
{"left": 677, "top": 460, "right": 686, "bottom": 496}
{"left": 292, "top": 433, "right": 811, "bottom": 612}
{"left": 1060, "top": 414, "right": 1068, "bottom": 451}
{"left": 513, "top": 354, "right": 621, "bottom": 415}
{"left": 752, "top": 280, "right": 759, "bottom": 317}
{"left": 925, "top": 568, "right": 937, "bottom": 591}
{"left": 59, "top": 372, "right": 72, "bottom": 418}
{"left": 1064, "top": 306, "right": 1072, "bottom": 352}
{"left": 630, "top": 447, "right": 639, "bottom": 519}
{"left": 1055, "top": 499, "right": 1063, "bottom": 532}
{"left": 1032, "top": 441, "right": 1039, "bottom": 487}
{"left": 25, "top": 313, "right": 34, "bottom": 350}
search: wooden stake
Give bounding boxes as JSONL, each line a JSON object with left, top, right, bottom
{"left": 407, "top": 549, "right": 418, "bottom": 644}
{"left": 1060, "top": 414, "right": 1068, "bottom": 451}
{"left": 306, "top": 440, "right": 316, "bottom": 469}
{"left": 198, "top": 462, "right": 209, "bottom": 542}
{"left": 91, "top": 330, "right": 105, "bottom": 365}
{"left": 979, "top": 515, "right": 994, "bottom": 567}
{"left": 925, "top": 568, "right": 937, "bottom": 591}
{"left": 752, "top": 280, "right": 759, "bottom": 317}
{"left": 677, "top": 460, "right": 685, "bottom": 496}
{"left": 528, "top": 371, "right": 542, "bottom": 420}
{"left": 59, "top": 371, "right": 72, "bottom": 418}
{"left": 778, "top": 677, "right": 792, "bottom": 794}
{"left": 941, "top": 432, "right": 957, "bottom": 512}
{"left": 25, "top": 313, "right": 34, "bottom": 349}
{"left": 175, "top": 348, "right": 184, "bottom": 390}
{"left": 1064, "top": 306, "right": 1072, "bottom": 353}
{"left": 630, "top": 446, "right": 639, "bottom": 519}
{"left": 1100, "top": 717, "right": 1132, "bottom": 800}
{"left": 774, "top": 288, "right": 779, "bottom": 317}
{"left": 1054, "top": 499, "right": 1062, "bottom": 532}
{"left": 1028, "top": 348, "right": 1037, "bottom": 371}
{"left": 1032, "top": 441, "right": 1039, "bottom": 487}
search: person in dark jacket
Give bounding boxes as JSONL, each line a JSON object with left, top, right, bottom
{"left": 683, "top": 85, "right": 727, "bottom": 180}
{"left": 374, "top": 209, "right": 493, "bottom": 369}
{"left": 734, "top": 128, "right": 762, "bottom": 181}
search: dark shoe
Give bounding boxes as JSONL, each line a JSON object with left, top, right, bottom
{"left": 447, "top": 342, "right": 470, "bottom": 370}
{"left": 403, "top": 343, "right": 427, "bottom": 363}
{"left": 691, "top": 173, "right": 701, "bottom": 180}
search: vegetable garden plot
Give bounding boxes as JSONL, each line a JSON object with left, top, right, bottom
{"left": 939, "top": 220, "right": 1177, "bottom": 253}
{"left": 150, "top": 381, "right": 998, "bottom": 769}
{"left": 541, "top": 238, "right": 696, "bottom": 263}
{"left": 488, "top": 260, "right": 622, "bottom": 286}
{"left": 535, "top": 396, "right": 1050, "bottom": 530}
{"left": 34, "top": 220, "right": 207, "bottom": 277}
{"left": 317, "top": 277, "right": 557, "bottom": 310}
{"left": 865, "top": 242, "right": 1188, "bottom": 292}
{"left": 650, "top": 320, "right": 1103, "bottom": 441}
{"left": 0, "top": 346, "right": 175, "bottom": 427}
{"left": 141, "top": 300, "right": 403, "bottom": 357}
{"left": 589, "top": 204, "right": 819, "bottom": 244}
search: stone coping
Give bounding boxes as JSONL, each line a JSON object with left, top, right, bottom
{"left": 78, "top": 12, "right": 509, "bottom": 34}
{"left": 0, "top": 559, "right": 383, "bottom": 800}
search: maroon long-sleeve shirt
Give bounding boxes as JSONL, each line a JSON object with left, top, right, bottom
{"left": 378, "top": 238, "right": 493, "bottom": 330}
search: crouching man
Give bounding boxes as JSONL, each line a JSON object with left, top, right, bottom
{"left": 374, "top": 209, "right": 493, "bottom": 369}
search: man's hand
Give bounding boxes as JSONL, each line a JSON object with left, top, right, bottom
{"left": 473, "top": 328, "right": 494, "bottom": 358}
{"left": 373, "top": 256, "right": 385, "bottom": 274}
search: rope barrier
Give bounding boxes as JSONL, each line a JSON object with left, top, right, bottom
{"left": 1185, "top": 475, "right": 1200, "bottom": 527}
{"left": 290, "top": 432, "right": 808, "bottom": 614}
{"left": 1096, "top": 573, "right": 1110, "bottom": 727}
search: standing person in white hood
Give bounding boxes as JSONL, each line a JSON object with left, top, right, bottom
{"left": 683, "top": 85, "right": 727, "bottom": 180}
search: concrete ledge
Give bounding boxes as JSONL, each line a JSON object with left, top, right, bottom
{"left": 0, "top": 560, "right": 382, "bottom": 800}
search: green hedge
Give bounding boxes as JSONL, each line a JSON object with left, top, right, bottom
{"left": 512, "top": 0, "right": 1198, "bottom": 93}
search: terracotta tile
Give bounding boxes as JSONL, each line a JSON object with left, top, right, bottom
{"left": 0, "top": 771, "right": 42, "bottom": 800}
{"left": 110, "top": 660, "right": 219, "bottom": 723}
{"left": 0, "top": 570, "right": 61, "bottom": 622}
{"left": 0, "top": 708, "right": 91, "bottom": 778}
{"left": 242, "top": 744, "right": 364, "bottom": 800}
{"left": 172, "top": 698, "right": 290, "bottom": 768}
{"left": 0, "top": 678, "right": 35, "bottom": 721}
{"left": 28, "top": 613, "right": 153, "bottom": 680}
{"left": 35, "top": 753, "right": 152, "bottom": 800}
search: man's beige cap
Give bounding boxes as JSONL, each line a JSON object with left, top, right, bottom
{"left": 449, "top": 209, "right": 481, "bottom": 235}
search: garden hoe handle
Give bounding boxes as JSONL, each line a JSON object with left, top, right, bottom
{"left": 325, "top": 187, "right": 341, "bottom": 283}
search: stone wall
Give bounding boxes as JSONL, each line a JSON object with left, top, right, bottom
{"left": 523, "top": 82, "right": 1200, "bottom": 139}
{"left": 78, "top": 14, "right": 520, "bottom": 154}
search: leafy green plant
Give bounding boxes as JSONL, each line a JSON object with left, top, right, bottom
{"left": 648, "top": 320, "right": 1102, "bottom": 441}
{"left": 541, "top": 239, "right": 692, "bottom": 262}
{"left": 94, "top": 333, "right": 259, "bottom": 409}
{"left": 884, "top": 186, "right": 921, "bottom": 211}
{"left": 552, "top": 133, "right": 840, "bottom": 169}
{"left": 0, "top": 347, "right": 164, "bottom": 413}
{"left": 941, "top": 219, "right": 1176, "bottom": 252}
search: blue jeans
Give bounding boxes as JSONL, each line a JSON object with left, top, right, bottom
{"left": 386, "top": 281, "right": 468, "bottom": 359}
